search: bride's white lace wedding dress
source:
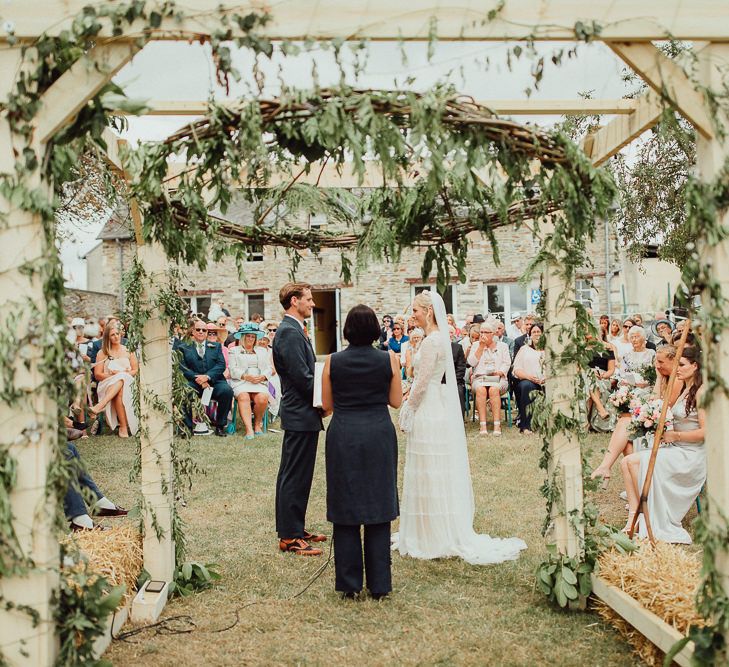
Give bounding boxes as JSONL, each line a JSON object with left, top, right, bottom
{"left": 393, "top": 293, "right": 527, "bottom": 565}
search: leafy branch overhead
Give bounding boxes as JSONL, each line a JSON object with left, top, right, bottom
{"left": 124, "top": 86, "right": 616, "bottom": 290}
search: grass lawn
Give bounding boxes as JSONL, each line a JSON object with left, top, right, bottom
{"left": 79, "top": 421, "right": 641, "bottom": 666}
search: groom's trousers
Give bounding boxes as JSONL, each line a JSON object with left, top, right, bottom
{"left": 275, "top": 430, "right": 319, "bottom": 538}
{"left": 333, "top": 523, "right": 391, "bottom": 595}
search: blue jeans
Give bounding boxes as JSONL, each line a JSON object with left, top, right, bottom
{"left": 63, "top": 442, "right": 103, "bottom": 519}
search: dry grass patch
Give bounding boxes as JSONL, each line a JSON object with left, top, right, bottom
{"left": 80, "top": 422, "right": 638, "bottom": 666}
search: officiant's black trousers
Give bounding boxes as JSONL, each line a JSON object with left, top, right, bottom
{"left": 275, "top": 430, "right": 319, "bottom": 538}
{"left": 333, "top": 523, "right": 391, "bottom": 595}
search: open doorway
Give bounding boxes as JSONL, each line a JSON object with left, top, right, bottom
{"left": 310, "top": 289, "right": 341, "bottom": 355}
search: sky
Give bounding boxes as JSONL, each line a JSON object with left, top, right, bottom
{"left": 61, "top": 39, "right": 635, "bottom": 289}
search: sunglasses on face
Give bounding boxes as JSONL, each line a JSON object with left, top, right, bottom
{"left": 194, "top": 327, "right": 207, "bottom": 332}
{"left": 207, "top": 331, "right": 217, "bottom": 336}
{"left": 623, "top": 324, "right": 631, "bottom": 328}
{"left": 267, "top": 328, "right": 277, "bottom": 332}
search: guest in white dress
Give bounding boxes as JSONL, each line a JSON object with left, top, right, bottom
{"left": 91, "top": 322, "right": 138, "bottom": 438}
{"left": 229, "top": 322, "right": 271, "bottom": 439}
{"left": 620, "top": 346, "right": 705, "bottom": 543}
{"left": 612, "top": 318, "right": 635, "bottom": 363}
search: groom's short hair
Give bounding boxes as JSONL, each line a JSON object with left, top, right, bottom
{"left": 279, "top": 282, "right": 312, "bottom": 309}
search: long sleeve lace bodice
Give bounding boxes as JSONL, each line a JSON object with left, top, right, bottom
{"left": 399, "top": 332, "right": 444, "bottom": 431}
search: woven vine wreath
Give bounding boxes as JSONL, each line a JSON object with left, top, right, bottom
{"left": 128, "top": 86, "right": 614, "bottom": 282}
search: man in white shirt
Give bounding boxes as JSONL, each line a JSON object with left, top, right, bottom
{"left": 467, "top": 320, "right": 511, "bottom": 436}
{"left": 507, "top": 313, "right": 523, "bottom": 340}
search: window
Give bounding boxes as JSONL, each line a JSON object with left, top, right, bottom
{"left": 181, "top": 296, "right": 212, "bottom": 318}
{"left": 309, "top": 213, "right": 327, "bottom": 228}
{"left": 575, "top": 279, "right": 594, "bottom": 308}
{"left": 484, "top": 283, "right": 527, "bottom": 323}
{"left": 246, "top": 293, "right": 265, "bottom": 320}
{"left": 246, "top": 245, "right": 264, "bottom": 262}
{"left": 412, "top": 285, "right": 456, "bottom": 315}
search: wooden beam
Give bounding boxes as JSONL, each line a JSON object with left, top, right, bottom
{"left": 608, "top": 42, "right": 714, "bottom": 139}
{"left": 3, "top": 1, "right": 729, "bottom": 42}
{"left": 591, "top": 576, "right": 694, "bottom": 666}
{"left": 119, "top": 98, "right": 640, "bottom": 117}
{"left": 0, "top": 47, "right": 58, "bottom": 666}
{"left": 34, "top": 41, "right": 138, "bottom": 145}
{"left": 583, "top": 91, "right": 664, "bottom": 166}
{"left": 696, "top": 42, "right": 729, "bottom": 665}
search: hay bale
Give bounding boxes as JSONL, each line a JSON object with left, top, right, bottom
{"left": 63, "top": 523, "right": 144, "bottom": 606}
{"left": 594, "top": 541, "right": 706, "bottom": 665}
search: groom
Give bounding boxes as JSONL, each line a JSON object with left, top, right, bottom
{"left": 272, "top": 282, "right": 326, "bottom": 555}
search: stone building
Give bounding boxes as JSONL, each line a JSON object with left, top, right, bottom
{"left": 85, "top": 198, "right": 627, "bottom": 354}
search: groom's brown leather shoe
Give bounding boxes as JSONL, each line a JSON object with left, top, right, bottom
{"left": 279, "top": 538, "right": 323, "bottom": 556}
{"left": 303, "top": 530, "right": 327, "bottom": 542}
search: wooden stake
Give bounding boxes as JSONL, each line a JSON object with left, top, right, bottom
{"left": 628, "top": 318, "right": 692, "bottom": 542}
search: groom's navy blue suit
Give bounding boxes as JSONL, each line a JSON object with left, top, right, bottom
{"left": 177, "top": 340, "right": 233, "bottom": 430}
{"left": 272, "top": 315, "right": 323, "bottom": 538}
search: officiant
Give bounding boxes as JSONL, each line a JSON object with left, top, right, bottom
{"left": 321, "top": 304, "right": 402, "bottom": 599}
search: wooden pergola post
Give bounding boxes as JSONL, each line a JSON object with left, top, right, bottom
{"left": 0, "top": 48, "right": 59, "bottom": 665}
{"left": 543, "top": 252, "right": 584, "bottom": 559}
{"left": 696, "top": 42, "right": 729, "bottom": 661}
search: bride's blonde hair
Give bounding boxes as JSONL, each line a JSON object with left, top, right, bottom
{"left": 413, "top": 291, "right": 435, "bottom": 326}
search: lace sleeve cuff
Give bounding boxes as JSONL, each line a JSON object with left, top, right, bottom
{"left": 398, "top": 401, "right": 414, "bottom": 432}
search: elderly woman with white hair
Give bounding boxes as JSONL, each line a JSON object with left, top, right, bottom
{"left": 619, "top": 325, "right": 656, "bottom": 386}
{"left": 467, "top": 319, "right": 511, "bottom": 436}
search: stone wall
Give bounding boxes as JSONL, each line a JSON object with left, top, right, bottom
{"left": 63, "top": 288, "right": 118, "bottom": 320}
{"left": 95, "top": 218, "right": 622, "bottom": 322}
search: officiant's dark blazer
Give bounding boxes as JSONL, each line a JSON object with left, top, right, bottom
{"left": 272, "top": 316, "right": 323, "bottom": 432}
{"left": 177, "top": 340, "right": 227, "bottom": 384}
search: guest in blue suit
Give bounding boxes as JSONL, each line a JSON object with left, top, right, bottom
{"left": 178, "top": 318, "right": 233, "bottom": 437}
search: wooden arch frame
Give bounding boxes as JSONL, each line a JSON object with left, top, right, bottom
{"left": 1, "top": 2, "right": 728, "bottom": 664}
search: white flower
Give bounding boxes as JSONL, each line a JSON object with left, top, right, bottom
{"left": 2, "top": 21, "right": 15, "bottom": 34}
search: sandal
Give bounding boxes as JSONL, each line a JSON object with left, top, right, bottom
{"left": 479, "top": 422, "right": 489, "bottom": 436}
{"left": 492, "top": 421, "right": 502, "bottom": 437}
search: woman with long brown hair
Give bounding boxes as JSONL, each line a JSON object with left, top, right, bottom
{"left": 619, "top": 346, "right": 705, "bottom": 543}
{"left": 91, "top": 321, "right": 138, "bottom": 437}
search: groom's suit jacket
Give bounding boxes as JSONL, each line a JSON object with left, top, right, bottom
{"left": 272, "top": 316, "right": 323, "bottom": 432}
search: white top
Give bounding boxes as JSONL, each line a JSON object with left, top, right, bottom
{"left": 228, "top": 346, "right": 272, "bottom": 393}
{"left": 512, "top": 345, "right": 544, "bottom": 381}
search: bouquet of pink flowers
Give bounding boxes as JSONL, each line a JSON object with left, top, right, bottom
{"left": 629, "top": 395, "right": 674, "bottom": 438}
{"left": 609, "top": 385, "right": 634, "bottom": 413}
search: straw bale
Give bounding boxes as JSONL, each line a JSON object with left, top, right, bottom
{"left": 593, "top": 541, "right": 706, "bottom": 666}
{"left": 62, "top": 523, "right": 144, "bottom": 606}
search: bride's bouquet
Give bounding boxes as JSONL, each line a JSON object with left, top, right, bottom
{"left": 609, "top": 385, "right": 634, "bottom": 414}
{"left": 628, "top": 395, "right": 673, "bottom": 439}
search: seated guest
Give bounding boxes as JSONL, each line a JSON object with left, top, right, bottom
{"left": 178, "top": 318, "right": 233, "bottom": 437}
{"left": 446, "top": 314, "right": 461, "bottom": 340}
{"left": 591, "top": 344, "right": 683, "bottom": 486}
{"left": 512, "top": 315, "right": 535, "bottom": 360}
{"left": 207, "top": 322, "right": 230, "bottom": 369}
{"left": 507, "top": 313, "right": 523, "bottom": 340}
{"left": 265, "top": 321, "right": 279, "bottom": 344}
{"left": 467, "top": 320, "right": 510, "bottom": 436}
{"left": 65, "top": 438, "right": 127, "bottom": 530}
{"left": 512, "top": 322, "right": 545, "bottom": 435}
{"left": 620, "top": 326, "right": 656, "bottom": 384}
{"left": 379, "top": 314, "right": 393, "bottom": 350}
{"left": 586, "top": 331, "right": 616, "bottom": 430}
{"left": 461, "top": 323, "right": 480, "bottom": 358}
{"left": 448, "top": 329, "right": 467, "bottom": 417}
{"left": 404, "top": 327, "right": 424, "bottom": 381}
{"left": 225, "top": 315, "right": 246, "bottom": 346}
{"left": 91, "top": 321, "right": 138, "bottom": 438}
{"left": 495, "top": 319, "right": 514, "bottom": 359}
{"left": 387, "top": 322, "right": 409, "bottom": 354}
{"left": 258, "top": 335, "right": 271, "bottom": 349}
{"left": 229, "top": 322, "right": 271, "bottom": 440}
{"left": 654, "top": 319, "right": 674, "bottom": 347}
{"left": 321, "top": 304, "right": 402, "bottom": 599}
{"left": 607, "top": 318, "right": 622, "bottom": 345}
{"left": 612, "top": 318, "right": 635, "bottom": 363}
{"left": 620, "top": 346, "right": 705, "bottom": 542}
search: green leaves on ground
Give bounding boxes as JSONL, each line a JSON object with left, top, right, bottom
{"left": 169, "top": 561, "right": 222, "bottom": 597}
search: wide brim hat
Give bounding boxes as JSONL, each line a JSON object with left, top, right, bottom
{"left": 71, "top": 317, "right": 85, "bottom": 327}
{"left": 234, "top": 322, "right": 265, "bottom": 340}
{"left": 653, "top": 318, "right": 674, "bottom": 330}
{"left": 206, "top": 322, "right": 225, "bottom": 332}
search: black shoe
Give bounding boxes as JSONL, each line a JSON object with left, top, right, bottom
{"left": 370, "top": 592, "right": 390, "bottom": 601}
{"left": 214, "top": 427, "right": 227, "bottom": 437}
{"left": 340, "top": 591, "right": 359, "bottom": 600}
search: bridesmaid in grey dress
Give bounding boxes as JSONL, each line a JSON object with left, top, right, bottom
{"left": 321, "top": 305, "right": 402, "bottom": 599}
{"left": 620, "top": 346, "right": 706, "bottom": 543}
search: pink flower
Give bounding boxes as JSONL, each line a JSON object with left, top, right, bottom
{"left": 644, "top": 420, "right": 653, "bottom": 428}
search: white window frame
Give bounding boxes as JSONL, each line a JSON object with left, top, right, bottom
{"left": 575, "top": 278, "right": 595, "bottom": 308}
{"left": 245, "top": 244, "right": 264, "bottom": 262}
{"left": 483, "top": 282, "right": 530, "bottom": 324}
{"left": 410, "top": 284, "right": 457, "bottom": 317}
{"left": 182, "top": 295, "right": 212, "bottom": 318}
{"left": 309, "top": 213, "right": 327, "bottom": 229}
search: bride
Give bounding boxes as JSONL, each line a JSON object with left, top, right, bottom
{"left": 393, "top": 290, "right": 527, "bottom": 564}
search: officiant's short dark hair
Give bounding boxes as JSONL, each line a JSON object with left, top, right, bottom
{"left": 343, "top": 305, "right": 381, "bottom": 346}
